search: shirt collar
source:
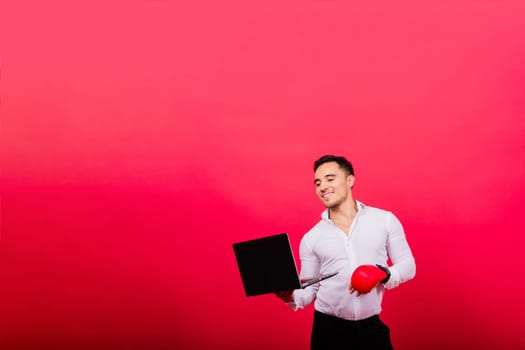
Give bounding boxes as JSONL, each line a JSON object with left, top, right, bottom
{"left": 321, "top": 200, "right": 365, "bottom": 222}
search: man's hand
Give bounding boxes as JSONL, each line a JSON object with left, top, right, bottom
{"left": 274, "top": 290, "right": 294, "bottom": 303}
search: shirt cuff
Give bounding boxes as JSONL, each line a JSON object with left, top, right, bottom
{"left": 383, "top": 266, "right": 400, "bottom": 289}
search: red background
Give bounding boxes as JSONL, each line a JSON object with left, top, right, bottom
{"left": 2, "top": 1, "right": 525, "bottom": 349}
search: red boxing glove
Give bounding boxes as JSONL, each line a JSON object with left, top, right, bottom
{"left": 351, "top": 265, "right": 390, "bottom": 294}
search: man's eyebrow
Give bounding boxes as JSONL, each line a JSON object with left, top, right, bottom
{"left": 313, "top": 174, "right": 336, "bottom": 184}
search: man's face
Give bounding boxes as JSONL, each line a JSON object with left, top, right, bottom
{"left": 314, "top": 161, "right": 354, "bottom": 209}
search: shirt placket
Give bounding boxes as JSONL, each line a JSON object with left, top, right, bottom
{"left": 347, "top": 208, "right": 361, "bottom": 319}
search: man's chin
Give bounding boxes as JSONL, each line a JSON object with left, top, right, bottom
{"left": 323, "top": 201, "right": 339, "bottom": 209}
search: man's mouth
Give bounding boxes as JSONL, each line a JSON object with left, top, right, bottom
{"left": 322, "top": 193, "right": 333, "bottom": 200}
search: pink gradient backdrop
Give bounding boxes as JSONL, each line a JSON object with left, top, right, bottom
{"left": 1, "top": 1, "right": 524, "bottom": 349}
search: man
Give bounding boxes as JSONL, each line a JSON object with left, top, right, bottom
{"left": 276, "top": 155, "right": 416, "bottom": 349}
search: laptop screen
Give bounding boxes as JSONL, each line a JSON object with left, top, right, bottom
{"left": 232, "top": 233, "right": 302, "bottom": 296}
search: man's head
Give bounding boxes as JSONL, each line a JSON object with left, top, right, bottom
{"left": 314, "top": 155, "right": 354, "bottom": 176}
{"left": 313, "top": 155, "right": 355, "bottom": 209}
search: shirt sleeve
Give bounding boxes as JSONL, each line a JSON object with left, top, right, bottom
{"left": 383, "top": 212, "right": 416, "bottom": 289}
{"left": 286, "top": 236, "right": 320, "bottom": 310}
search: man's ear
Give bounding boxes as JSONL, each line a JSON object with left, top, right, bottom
{"left": 347, "top": 175, "right": 355, "bottom": 188}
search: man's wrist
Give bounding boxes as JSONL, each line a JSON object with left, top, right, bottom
{"left": 376, "top": 264, "right": 391, "bottom": 283}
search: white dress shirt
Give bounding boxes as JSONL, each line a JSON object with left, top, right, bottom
{"left": 289, "top": 201, "right": 416, "bottom": 320}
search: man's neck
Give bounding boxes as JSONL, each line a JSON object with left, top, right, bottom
{"left": 328, "top": 199, "right": 359, "bottom": 228}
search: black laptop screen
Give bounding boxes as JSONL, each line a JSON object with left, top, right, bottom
{"left": 233, "top": 233, "right": 301, "bottom": 296}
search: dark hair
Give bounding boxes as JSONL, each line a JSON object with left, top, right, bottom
{"left": 314, "top": 155, "right": 354, "bottom": 176}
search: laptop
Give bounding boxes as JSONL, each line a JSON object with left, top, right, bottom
{"left": 232, "top": 233, "right": 338, "bottom": 297}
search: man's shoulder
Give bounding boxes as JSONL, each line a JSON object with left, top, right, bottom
{"left": 360, "top": 203, "right": 402, "bottom": 228}
{"left": 360, "top": 202, "right": 394, "bottom": 217}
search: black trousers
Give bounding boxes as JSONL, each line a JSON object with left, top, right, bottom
{"left": 311, "top": 311, "right": 394, "bottom": 350}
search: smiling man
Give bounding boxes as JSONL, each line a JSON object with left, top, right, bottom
{"left": 275, "top": 155, "right": 416, "bottom": 350}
